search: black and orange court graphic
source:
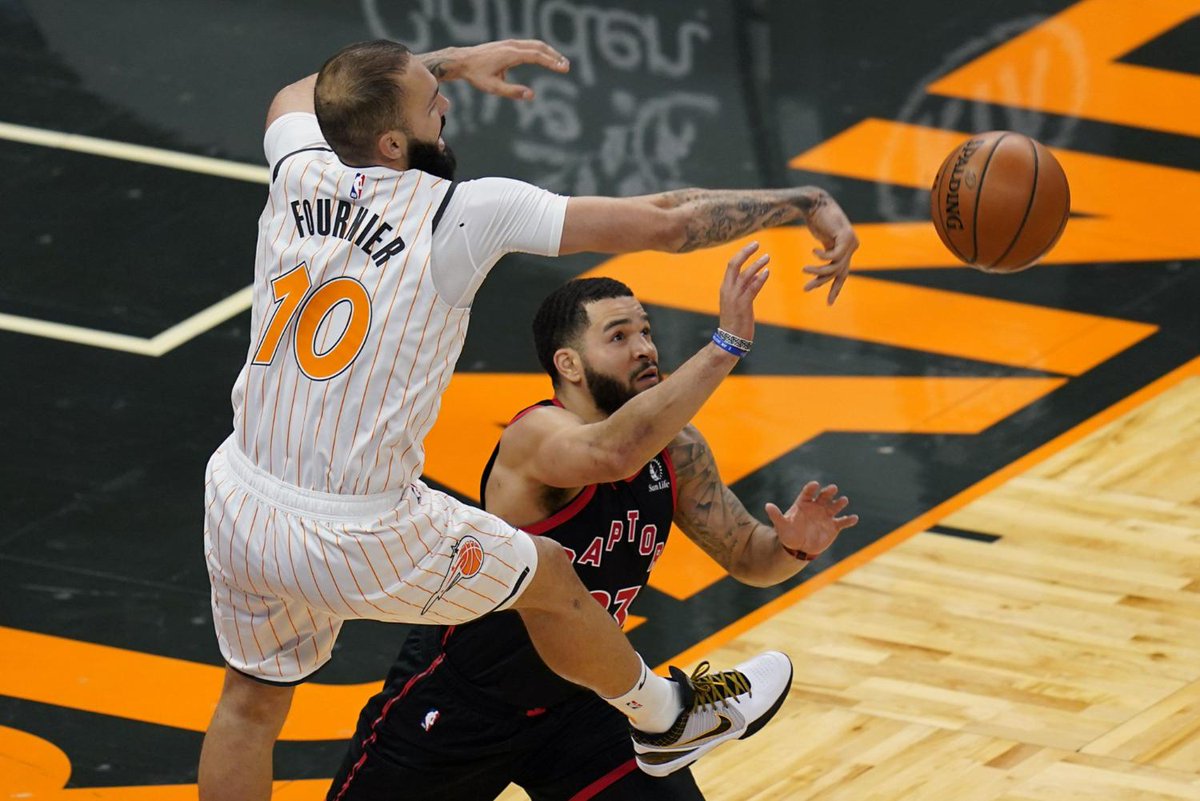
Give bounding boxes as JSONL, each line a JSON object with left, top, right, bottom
{"left": 1, "top": 0, "right": 1198, "bottom": 798}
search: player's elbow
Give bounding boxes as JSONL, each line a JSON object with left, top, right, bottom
{"left": 592, "top": 445, "right": 643, "bottom": 485}
{"left": 727, "top": 552, "right": 777, "bottom": 588}
{"left": 730, "top": 567, "right": 776, "bottom": 588}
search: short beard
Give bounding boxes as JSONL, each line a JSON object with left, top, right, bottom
{"left": 407, "top": 138, "right": 457, "bottom": 181}
{"left": 583, "top": 364, "right": 638, "bottom": 416}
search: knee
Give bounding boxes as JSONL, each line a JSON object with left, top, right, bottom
{"left": 517, "top": 536, "right": 586, "bottom": 611}
{"left": 216, "top": 667, "right": 295, "bottom": 730}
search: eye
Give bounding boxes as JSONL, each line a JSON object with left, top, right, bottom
{"left": 611, "top": 332, "right": 624, "bottom": 342}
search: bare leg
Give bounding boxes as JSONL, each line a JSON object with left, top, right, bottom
{"left": 513, "top": 536, "right": 643, "bottom": 697}
{"left": 198, "top": 667, "right": 295, "bottom": 801}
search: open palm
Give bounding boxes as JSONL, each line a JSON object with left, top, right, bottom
{"left": 765, "top": 481, "right": 858, "bottom": 558}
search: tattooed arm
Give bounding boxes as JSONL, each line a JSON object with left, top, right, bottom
{"left": 561, "top": 186, "right": 858, "bottom": 304}
{"left": 667, "top": 425, "right": 858, "bottom": 588}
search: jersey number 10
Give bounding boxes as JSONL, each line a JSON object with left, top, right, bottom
{"left": 252, "top": 262, "right": 372, "bottom": 381}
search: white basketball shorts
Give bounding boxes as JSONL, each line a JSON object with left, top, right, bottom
{"left": 203, "top": 436, "right": 539, "bottom": 683}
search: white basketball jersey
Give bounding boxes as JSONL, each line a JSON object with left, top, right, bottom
{"left": 231, "top": 151, "right": 463, "bottom": 495}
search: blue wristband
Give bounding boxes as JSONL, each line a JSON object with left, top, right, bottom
{"left": 711, "top": 332, "right": 749, "bottom": 357}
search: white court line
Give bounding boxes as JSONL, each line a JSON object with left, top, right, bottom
{"left": 0, "top": 312, "right": 158, "bottom": 355}
{"left": 0, "top": 121, "right": 265, "bottom": 353}
{"left": 149, "top": 286, "right": 254, "bottom": 355}
{"left": 0, "top": 121, "right": 269, "bottom": 183}
{"left": 0, "top": 287, "right": 253, "bottom": 357}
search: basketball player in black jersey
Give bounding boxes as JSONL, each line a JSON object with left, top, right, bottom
{"left": 327, "top": 243, "right": 859, "bottom": 800}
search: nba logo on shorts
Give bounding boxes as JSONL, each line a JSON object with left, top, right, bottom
{"left": 350, "top": 172, "right": 366, "bottom": 200}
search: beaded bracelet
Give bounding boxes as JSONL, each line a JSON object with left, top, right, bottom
{"left": 712, "top": 328, "right": 752, "bottom": 358}
{"left": 716, "top": 328, "right": 752, "bottom": 351}
{"left": 711, "top": 333, "right": 748, "bottom": 357}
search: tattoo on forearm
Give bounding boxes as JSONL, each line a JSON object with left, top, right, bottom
{"left": 418, "top": 49, "right": 456, "bottom": 80}
{"left": 668, "top": 428, "right": 763, "bottom": 566}
{"left": 422, "top": 58, "right": 450, "bottom": 79}
{"left": 671, "top": 188, "right": 826, "bottom": 252}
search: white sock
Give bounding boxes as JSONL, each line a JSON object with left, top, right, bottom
{"left": 602, "top": 656, "right": 683, "bottom": 733}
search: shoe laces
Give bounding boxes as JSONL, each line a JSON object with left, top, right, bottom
{"left": 687, "top": 661, "right": 751, "bottom": 712}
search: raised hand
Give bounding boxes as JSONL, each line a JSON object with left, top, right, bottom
{"left": 717, "top": 241, "right": 772, "bottom": 344}
{"left": 765, "top": 481, "right": 858, "bottom": 559}
{"left": 427, "top": 39, "right": 570, "bottom": 101}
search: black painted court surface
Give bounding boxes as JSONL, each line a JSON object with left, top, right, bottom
{"left": 1, "top": 0, "right": 1196, "bottom": 791}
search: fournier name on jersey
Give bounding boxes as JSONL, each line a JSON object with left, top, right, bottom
{"left": 288, "top": 186, "right": 408, "bottom": 268}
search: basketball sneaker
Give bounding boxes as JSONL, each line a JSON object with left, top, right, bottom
{"left": 630, "top": 651, "right": 793, "bottom": 776}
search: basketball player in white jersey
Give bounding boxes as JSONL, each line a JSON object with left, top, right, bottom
{"left": 199, "top": 38, "right": 859, "bottom": 801}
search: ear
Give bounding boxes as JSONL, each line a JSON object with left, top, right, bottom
{"left": 553, "top": 348, "right": 584, "bottom": 386}
{"left": 377, "top": 129, "right": 409, "bottom": 163}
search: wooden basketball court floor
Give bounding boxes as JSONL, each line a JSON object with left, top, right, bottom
{"left": 1, "top": 1, "right": 1197, "bottom": 799}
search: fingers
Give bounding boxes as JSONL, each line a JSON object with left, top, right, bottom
{"left": 477, "top": 75, "right": 535, "bottom": 101}
{"left": 507, "top": 39, "right": 571, "bottom": 72}
{"left": 799, "top": 482, "right": 850, "bottom": 512}
{"left": 743, "top": 254, "right": 771, "bottom": 297}
{"left": 834, "top": 514, "right": 860, "bottom": 530}
{"left": 462, "top": 40, "right": 571, "bottom": 101}
{"left": 826, "top": 269, "right": 850, "bottom": 305}
{"left": 724, "top": 241, "right": 768, "bottom": 294}
{"left": 800, "top": 225, "right": 858, "bottom": 303}
{"left": 764, "top": 502, "right": 785, "bottom": 527}
{"left": 725, "top": 240, "right": 761, "bottom": 275}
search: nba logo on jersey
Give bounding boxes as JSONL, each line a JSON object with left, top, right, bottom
{"left": 349, "top": 172, "right": 366, "bottom": 200}
{"left": 421, "top": 709, "right": 440, "bottom": 732}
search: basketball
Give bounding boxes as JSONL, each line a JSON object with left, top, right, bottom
{"left": 929, "top": 131, "right": 1070, "bottom": 273}
{"left": 454, "top": 536, "right": 485, "bottom": 578}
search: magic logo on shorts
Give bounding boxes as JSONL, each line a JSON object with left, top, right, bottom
{"left": 420, "top": 535, "right": 486, "bottom": 615}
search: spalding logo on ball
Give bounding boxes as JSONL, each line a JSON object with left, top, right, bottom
{"left": 930, "top": 131, "right": 1070, "bottom": 273}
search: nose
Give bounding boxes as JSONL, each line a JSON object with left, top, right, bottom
{"left": 437, "top": 94, "right": 451, "bottom": 114}
{"left": 633, "top": 337, "right": 656, "bottom": 362}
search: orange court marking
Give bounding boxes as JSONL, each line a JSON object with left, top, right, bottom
{"left": 0, "top": 627, "right": 373, "bottom": 740}
{"left": 592, "top": 256, "right": 1156, "bottom": 374}
{"left": 0, "top": 724, "right": 329, "bottom": 801}
{"left": 661, "top": 352, "right": 1200, "bottom": 672}
{"left": 928, "top": 0, "right": 1200, "bottom": 139}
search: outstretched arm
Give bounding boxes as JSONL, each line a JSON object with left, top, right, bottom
{"left": 667, "top": 425, "right": 858, "bottom": 587}
{"left": 265, "top": 39, "right": 569, "bottom": 128}
{"left": 560, "top": 186, "right": 858, "bottom": 304}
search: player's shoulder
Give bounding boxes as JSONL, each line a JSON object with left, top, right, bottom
{"left": 444, "top": 176, "right": 557, "bottom": 210}
{"left": 500, "top": 403, "right": 582, "bottom": 456}
{"left": 264, "top": 112, "right": 329, "bottom": 175}
{"left": 666, "top": 423, "right": 709, "bottom": 461}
